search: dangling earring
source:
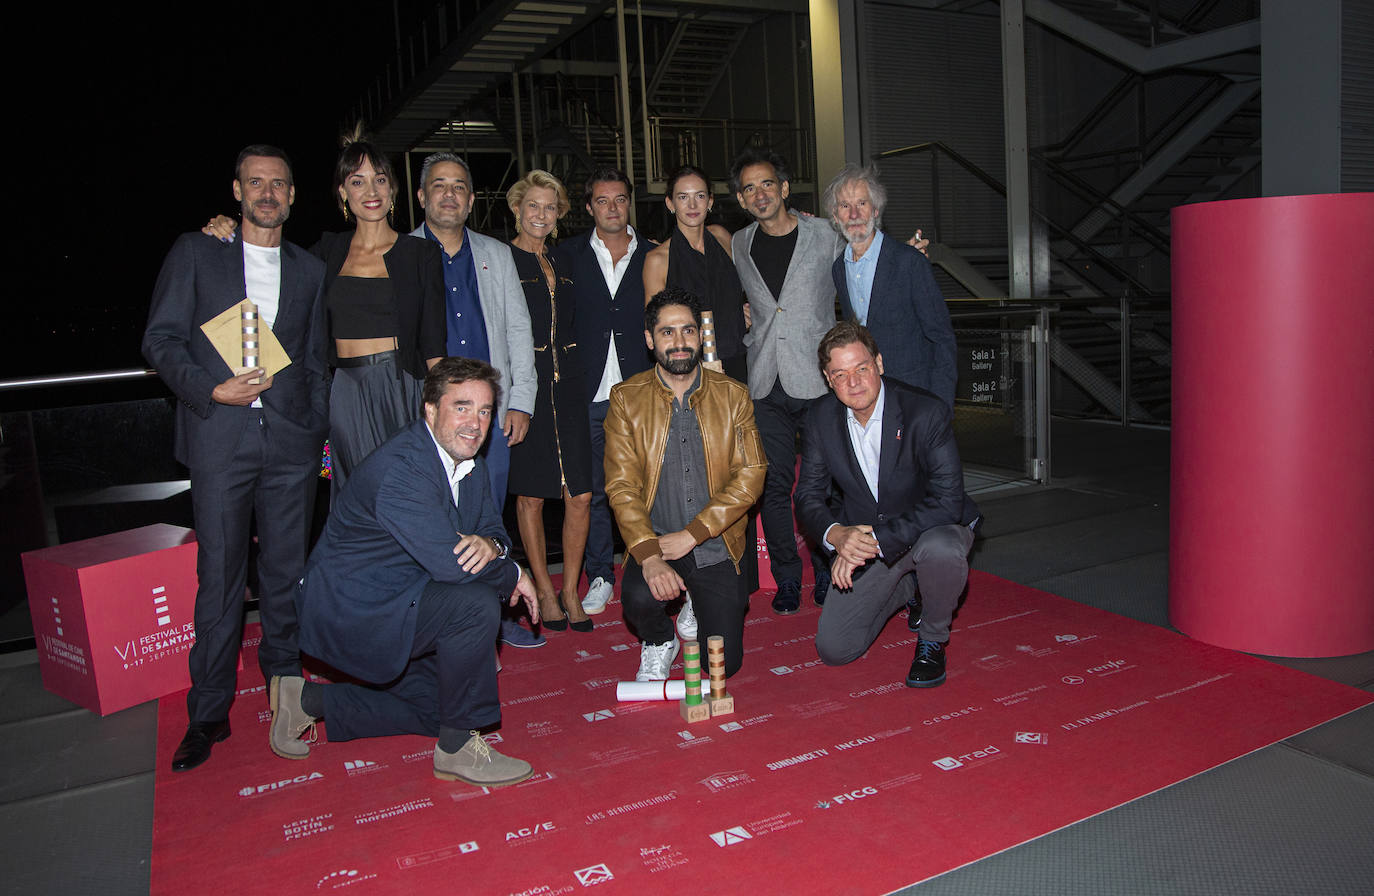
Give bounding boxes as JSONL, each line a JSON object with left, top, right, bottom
{"left": 550, "top": 222, "right": 558, "bottom": 239}
{"left": 389, "top": 199, "right": 395, "bottom": 219}
{"left": 342, "top": 204, "right": 350, "bottom": 223}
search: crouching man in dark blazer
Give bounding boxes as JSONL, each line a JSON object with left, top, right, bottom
{"left": 795, "top": 322, "right": 980, "bottom": 688}
{"left": 272, "top": 358, "right": 540, "bottom": 787}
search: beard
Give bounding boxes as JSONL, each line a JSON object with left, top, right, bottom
{"left": 841, "top": 216, "right": 876, "bottom": 245}
{"left": 656, "top": 345, "right": 701, "bottom": 376}
{"left": 243, "top": 199, "right": 289, "bottom": 230}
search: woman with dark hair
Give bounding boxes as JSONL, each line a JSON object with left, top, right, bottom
{"left": 642, "top": 165, "right": 750, "bottom": 383}
{"left": 504, "top": 170, "right": 595, "bottom": 632}
{"left": 206, "top": 128, "right": 445, "bottom": 495}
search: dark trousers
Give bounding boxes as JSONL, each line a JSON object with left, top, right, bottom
{"left": 585, "top": 399, "right": 616, "bottom": 583}
{"left": 621, "top": 555, "right": 748, "bottom": 677}
{"left": 753, "top": 380, "right": 824, "bottom": 585}
{"left": 320, "top": 579, "right": 501, "bottom": 741}
{"left": 816, "top": 524, "right": 975, "bottom": 665}
{"left": 186, "top": 416, "right": 316, "bottom": 722}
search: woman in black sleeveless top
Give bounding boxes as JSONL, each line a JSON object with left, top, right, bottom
{"left": 642, "top": 165, "right": 750, "bottom": 383}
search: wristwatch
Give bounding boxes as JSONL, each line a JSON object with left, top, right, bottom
{"left": 488, "top": 535, "right": 509, "bottom": 558}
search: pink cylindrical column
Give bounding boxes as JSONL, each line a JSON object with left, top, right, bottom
{"left": 1170, "top": 193, "right": 1374, "bottom": 657}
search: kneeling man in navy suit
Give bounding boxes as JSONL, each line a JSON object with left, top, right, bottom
{"left": 795, "top": 322, "right": 980, "bottom": 687}
{"left": 272, "top": 357, "right": 539, "bottom": 786}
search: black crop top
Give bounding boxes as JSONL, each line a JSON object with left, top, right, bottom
{"left": 328, "top": 276, "right": 398, "bottom": 340}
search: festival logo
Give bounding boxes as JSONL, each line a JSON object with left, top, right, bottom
{"left": 574, "top": 863, "right": 614, "bottom": 886}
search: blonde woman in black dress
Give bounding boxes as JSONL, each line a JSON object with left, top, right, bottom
{"left": 506, "top": 171, "right": 595, "bottom": 631}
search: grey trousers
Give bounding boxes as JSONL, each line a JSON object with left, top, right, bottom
{"left": 816, "top": 524, "right": 975, "bottom": 665}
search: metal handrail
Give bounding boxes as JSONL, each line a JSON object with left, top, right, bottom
{"left": 0, "top": 369, "right": 157, "bottom": 393}
{"left": 873, "top": 141, "right": 1161, "bottom": 298}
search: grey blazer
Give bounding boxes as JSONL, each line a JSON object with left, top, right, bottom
{"left": 733, "top": 212, "right": 841, "bottom": 401}
{"left": 411, "top": 224, "right": 537, "bottom": 423}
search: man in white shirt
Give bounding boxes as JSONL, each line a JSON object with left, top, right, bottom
{"left": 555, "top": 168, "right": 656, "bottom": 615}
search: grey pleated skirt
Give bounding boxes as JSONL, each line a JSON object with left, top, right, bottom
{"left": 329, "top": 351, "right": 423, "bottom": 497}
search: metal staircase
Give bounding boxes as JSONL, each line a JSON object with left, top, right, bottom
{"left": 647, "top": 17, "right": 750, "bottom": 117}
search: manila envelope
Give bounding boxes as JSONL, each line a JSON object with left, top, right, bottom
{"left": 200, "top": 300, "right": 292, "bottom": 378}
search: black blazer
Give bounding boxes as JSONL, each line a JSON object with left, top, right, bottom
{"left": 312, "top": 230, "right": 446, "bottom": 379}
{"left": 795, "top": 377, "right": 978, "bottom": 562}
{"left": 143, "top": 232, "right": 329, "bottom": 469}
{"left": 832, "top": 235, "right": 957, "bottom": 407}
{"left": 554, "top": 230, "right": 654, "bottom": 403}
{"left": 296, "top": 420, "right": 518, "bottom": 684}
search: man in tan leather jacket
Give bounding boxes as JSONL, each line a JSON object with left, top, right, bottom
{"left": 604, "top": 287, "right": 767, "bottom": 682}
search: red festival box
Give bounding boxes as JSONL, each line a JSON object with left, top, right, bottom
{"left": 22, "top": 523, "right": 202, "bottom": 715}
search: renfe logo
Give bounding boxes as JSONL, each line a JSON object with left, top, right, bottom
{"left": 709, "top": 826, "right": 752, "bottom": 847}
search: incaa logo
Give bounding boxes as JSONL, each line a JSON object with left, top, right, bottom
{"left": 239, "top": 771, "right": 324, "bottom": 797}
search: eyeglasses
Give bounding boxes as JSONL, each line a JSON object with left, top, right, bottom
{"left": 825, "top": 364, "right": 875, "bottom": 385}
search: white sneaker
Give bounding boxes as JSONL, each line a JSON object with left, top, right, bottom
{"left": 635, "top": 638, "right": 681, "bottom": 682}
{"left": 582, "top": 576, "right": 614, "bottom": 615}
{"left": 675, "top": 590, "right": 698, "bottom": 641}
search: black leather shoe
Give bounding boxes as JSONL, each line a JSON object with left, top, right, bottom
{"left": 814, "top": 568, "right": 831, "bottom": 606}
{"left": 172, "top": 719, "right": 231, "bottom": 772}
{"left": 906, "top": 593, "right": 923, "bottom": 632}
{"left": 771, "top": 580, "right": 802, "bottom": 615}
{"left": 905, "top": 639, "right": 947, "bottom": 688}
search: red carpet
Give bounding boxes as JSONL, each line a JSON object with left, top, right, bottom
{"left": 152, "top": 572, "right": 1371, "bottom": 895}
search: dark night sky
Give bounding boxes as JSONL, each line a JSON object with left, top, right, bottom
{"left": 16, "top": 3, "right": 429, "bottom": 379}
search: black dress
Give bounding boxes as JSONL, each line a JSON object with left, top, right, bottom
{"left": 507, "top": 244, "right": 594, "bottom": 498}
{"left": 664, "top": 231, "right": 749, "bottom": 384}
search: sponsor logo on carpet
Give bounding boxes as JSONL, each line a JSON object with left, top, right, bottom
{"left": 677, "top": 729, "right": 714, "bottom": 748}
{"left": 770, "top": 658, "right": 825, "bottom": 675}
{"left": 505, "top": 821, "right": 556, "bottom": 844}
{"left": 581, "top": 676, "right": 618, "bottom": 691}
{"left": 1015, "top": 731, "right": 1048, "bottom": 745}
{"left": 772, "top": 635, "right": 813, "bottom": 648}
{"left": 932, "top": 744, "right": 1003, "bottom": 771}
{"left": 525, "top": 720, "right": 564, "bottom": 738}
{"left": 1086, "top": 658, "right": 1136, "bottom": 676}
{"left": 314, "top": 868, "right": 377, "bottom": 889}
{"left": 1061, "top": 675, "right": 1085, "bottom": 685}
{"left": 395, "top": 841, "right": 479, "bottom": 869}
{"left": 1153, "top": 673, "right": 1234, "bottom": 700}
{"left": 993, "top": 684, "right": 1048, "bottom": 706}
{"left": 400, "top": 748, "right": 432, "bottom": 764}
{"left": 574, "top": 649, "right": 603, "bottom": 663}
{"left": 506, "top": 689, "right": 566, "bottom": 707}
{"left": 1016, "top": 643, "right": 1057, "bottom": 657}
{"left": 922, "top": 706, "right": 983, "bottom": 726}
{"left": 710, "top": 825, "right": 752, "bottom": 847}
{"left": 816, "top": 786, "right": 878, "bottom": 809}
{"left": 574, "top": 863, "right": 614, "bottom": 885}
{"left": 354, "top": 797, "right": 435, "bottom": 826}
{"left": 882, "top": 635, "right": 919, "bottom": 650}
{"left": 611, "top": 642, "right": 634, "bottom": 652}
{"left": 973, "top": 653, "right": 1014, "bottom": 671}
{"left": 236, "top": 683, "right": 266, "bottom": 697}
{"left": 283, "top": 813, "right": 334, "bottom": 842}
{"left": 832, "top": 727, "right": 911, "bottom": 749}
{"left": 584, "top": 791, "right": 678, "bottom": 825}
{"left": 849, "top": 681, "right": 905, "bottom": 699}
{"left": 766, "top": 747, "right": 829, "bottom": 771}
{"left": 344, "top": 759, "right": 386, "bottom": 777}
{"left": 640, "top": 843, "right": 688, "bottom": 873}
{"left": 502, "top": 884, "right": 573, "bottom": 896}
{"left": 1061, "top": 700, "right": 1149, "bottom": 731}
{"left": 717, "top": 713, "right": 774, "bottom": 732}
{"left": 700, "top": 770, "right": 754, "bottom": 793}
{"left": 583, "top": 709, "right": 615, "bottom": 722}
{"left": 238, "top": 771, "right": 325, "bottom": 798}
{"left": 242, "top": 634, "right": 262, "bottom": 648}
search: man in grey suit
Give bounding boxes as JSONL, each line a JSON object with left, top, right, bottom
{"left": 143, "top": 145, "right": 329, "bottom": 771}
{"left": 729, "top": 149, "right": 840, "bottom": 615}
{"left": 412, "top": 153, "right": 541, "bottom": 647}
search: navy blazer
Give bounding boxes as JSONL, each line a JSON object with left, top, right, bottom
{"left": 554, "top": 230, "right": 654, "bottom": 403}
{"left": 296, "top": 419, "right": 518, "bottom": 684}
{"left": 312, "top": 230, "right": 446, "bottom": 379}
{"left": 143, "top": 232, "right": 329, "bottom": 469}
{"left": 831, "top": 235, "right": 957, "bottom": 407}
{"left": 795, "top": 377, "right": 977, "bottom": 563}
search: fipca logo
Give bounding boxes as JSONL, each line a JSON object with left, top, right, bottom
{"left": 239, "top": 771, "right": 325, "bottom": 797}
{"left": 709, "top": 826, "right": 752, "bottom": 847}
{"left": 574, "top": 863, "right": 614, "bottom": 886}
{"left": 583, "top": 709, "right": 615, "bottom": 722}
{"left": 315, "top": 868, "right": 378, "bottom": 889}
